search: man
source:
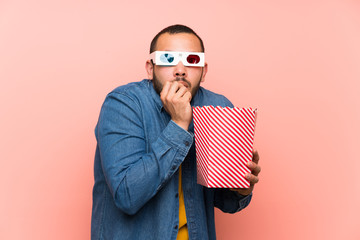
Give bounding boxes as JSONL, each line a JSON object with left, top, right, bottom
{"left": 91, "top": 24, "right": 261, "bottom": 240}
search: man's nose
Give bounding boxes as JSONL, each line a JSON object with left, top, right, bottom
{"left": 174, "top": 61, "right": 187, "bottom": 77}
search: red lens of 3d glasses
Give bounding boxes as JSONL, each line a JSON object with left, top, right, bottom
{"left": 186, "top": 54, "right": 201, "bottom": 64}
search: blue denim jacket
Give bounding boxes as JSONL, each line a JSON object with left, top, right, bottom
{"left": 91, "top": 79, "right": 252, "bottom": 240}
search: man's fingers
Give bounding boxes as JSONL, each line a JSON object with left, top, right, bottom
{"left": 183, "top": 91, "right": 192, "bottom": 102}
{"left": 161, "top": 81, "right": 191, "bottom": 102}
{"left": 252, "top": 150, "right": 260, "bottom": 164}
{"left": 180, "top": 90, "right": 192, "bottom": 104}
{"left": 160, "top": 81, "right": 171, "bottom": 100}
{"left": 166, "top": 82, "right": 180, "bottom": 100}
{"left": 247, "top": 161, "right": 261, "bottom": 176}
{"left": 173, "top": 85, "right": 189, "bottom": 99}
{"left": 246, "top": 173, "right": 259, "bottom": 184}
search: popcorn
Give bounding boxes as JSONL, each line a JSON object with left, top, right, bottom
{"left": 193, "top": 106, "right": 257, "bottom": 188}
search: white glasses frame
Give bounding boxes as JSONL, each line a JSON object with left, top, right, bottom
{"left": 150, "top": 51, "right": 205, "bottom": 67}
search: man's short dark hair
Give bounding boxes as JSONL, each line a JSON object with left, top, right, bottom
{"left": 150, "top": 24, "right": 205, "bottom": 53}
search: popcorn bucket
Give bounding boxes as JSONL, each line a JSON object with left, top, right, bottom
{"left": 193, "top": 106, "right": 257, "bottom": 188}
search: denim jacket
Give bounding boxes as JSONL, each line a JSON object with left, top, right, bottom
{"left": 91, "top": 79, "right": 252, "bottom": 240}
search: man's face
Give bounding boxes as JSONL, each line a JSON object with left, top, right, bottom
{"left": 146, "top": 33, "right": 208, "bottom": 97}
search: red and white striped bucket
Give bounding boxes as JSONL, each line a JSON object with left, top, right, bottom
{"left": 193, "top": 106, "right": 257, "bottom": 188}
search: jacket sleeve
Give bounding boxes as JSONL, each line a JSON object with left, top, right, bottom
{"left": 214, "top": 189, "right": 252, "bottom": 213}
{"left": 96, "top": 91, "right": 193, "bottom": 215}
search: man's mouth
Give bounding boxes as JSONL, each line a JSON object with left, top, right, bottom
{"left": 174, "top": 77, "right": 191, "bottom": 88}
{"left": 179, "top": 81, "right": 189, "bottom": 88}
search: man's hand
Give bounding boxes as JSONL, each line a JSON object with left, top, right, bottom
{"left": 230, "top": 150, "right": 261, "bottom": 196}
{"left": 160, "top": 81, "right": 193, "bottom": 131}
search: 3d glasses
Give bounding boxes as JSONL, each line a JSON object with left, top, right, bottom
{"left": 150, "top": 51, "right": 205, "bottom": 67}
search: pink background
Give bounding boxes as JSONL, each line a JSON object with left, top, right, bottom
{"left": 1, "top": 0, "right": 359, "bottom": 239}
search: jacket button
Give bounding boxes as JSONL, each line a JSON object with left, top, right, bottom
{"left": 185, "top": 141, "right": 190, "bottom": 146}
{"left": 174, "top": 225, "right": 178, "bottom": 229}
{"left": 175, "top": 193, "right": 179, "bottom": 198}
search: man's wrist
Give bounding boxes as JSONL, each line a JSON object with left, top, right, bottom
{"left": 172, "top": 119, "right": 189, "bottom": 131}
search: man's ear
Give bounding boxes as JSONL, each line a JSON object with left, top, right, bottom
{"left": 145, "top": 60, "right": 154, "bottom": 80}
{"left": 201, "top": 62, "right": 208, "bottom": 83}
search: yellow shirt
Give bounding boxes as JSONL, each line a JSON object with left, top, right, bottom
{"left": 176, "top": 164, "right": 188, "bottom": 240}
